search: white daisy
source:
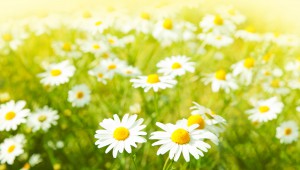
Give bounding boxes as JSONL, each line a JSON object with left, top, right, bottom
{"left": 202, "top": 69, "right": 238, "bottom": 93}
{"left": 262, "top": 79, "right": 290, "bottom": 95}
{"left": 27, "top": 106, "right": 59, "bottom": 132}
{"left": 150, "top": 122, "right": 218, "bottom": 162}
{"left": 0, "top": 134, "right": 26, "bottom": 165}
{"left": 80, "top": 40, "right": 109, "bottom": 57}
{"left": 38, "top": 60, "right": 76, "bottom": 86}
{"left": 100, "top": 58, "right": 127, "bottom": 77}
{"left": 276, "top": 121, "right": 298, "bottom": 144}
{"left": 133, "top": 12, "right": 154, "bottom": 34}
{"left": 156, "top": 55, "right": 195, "bottom": 77}
{"left": 68, "top": 84, "right": 91, "bottom": 107}
{"left": 189, "top": 102, "right": 226, "bottom": 135}
{"left": 198, "top": 33, "right": 234, "bottom": 48}
{"left": 130, "top": 74, "right": 177, "bottom": 92}
{"left": 231, "top": 57, "right": 255, "bottom": 85}
{"left": 199, "top": 14, "right": 236, "bottom": 34}
{"left": 246, "top": 97, "right": 284, "bottom": 123}
{"left": 0, "top": 100, "right": 30, "bottom": 131}
{"left": 88, "top": 66, "right": 113, "bottom": 84}
{"left": 94, "top": 114, "right": 147, "bottom": 158}
{"left": 217, "top": 6, "right": 246, "bottom": 24}
{"left": 120, "top": 66, "right": 141, "bottom": 77}
{"left": 52, "top": 41, "right": 81, "bottom": 58}
{"left": 235, "top": 27, "right": 262, "bottom": 42}
{"left": 152, "top": 18, "right": 181, "bottom": 46}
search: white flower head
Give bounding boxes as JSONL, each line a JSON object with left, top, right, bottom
{"left": 276, "top": 121, "right": 298, "bottom": 144}
{"left": 95, "top": 114, "right": 147, "bottom": 158}
{"left": 68, "top": 84, "right": 91, "bottom": 107}
{"left": 0, "top": 134, "right": 26, "bottom": 165}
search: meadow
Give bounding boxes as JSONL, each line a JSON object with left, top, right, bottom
{"left": 0, "top": 1, "right": 300, "bottom": 170}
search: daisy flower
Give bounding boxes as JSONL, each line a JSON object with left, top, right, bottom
{"left": 199, "top": 14, "right": 236, "bottom": 34}
{"left": 27, "top": 106, "right": 59, "bottom": 132}
{"left": 133, "top": 12, "right": 154, "bottom": 34}
{"left": 84, "top": 18, "right": 111, "bottom": 35}
{"left": 0, "top": 134, "right": 26, "bottom": 165}
{"left": 156, "top": 55, "right": 195, "bottom": 77}
{"left": 189, "top": 102, "right": 226, "bottom": 135}
{"left": 235, "top": 27, "right": 262, "bottom": 42}
{"left": 198, "top": 32, "right": 234, "bottom": 48}
{"left": 52, "top": 41, "right": 81, "bottom": 58}
{"left": 88, "top": 67, "right": 113, "bottom": 84}
{"left": 246, "top": 97, "right": 284, "bottom": 123}
{"left": 130, "top": 74, "right": 177, "bottom": 92}
{"left": 276, "top": 121, "right": 299, "bottom": 144}
{"left": 217, "top": 6, "right": 246, "bottom": 24}
{"left": 68, "top": 84, "right": 91, "bottom": 107}
{"left": 38, "top": 60, "right": 76, "bottom": 86}
{"left": 80, "top": 40, "right": 109, "bottom": 57}
{"left": 152, "top": 18, "right": 181, "bottom": 46}
{"left": 21, "top": 154, "right": 42, "bottom": 170}
{"left": 120, "top": 66, "right": 141, "bottom": 77}
{"left": 100, "top": 58, "right": 127, "bottom": 77}
{"left": 262, "top": 78, "right": 290, "bottom": 95}
{"left": 150, "top": 121, "right": 218, "bottom": 162}
{"left": 202, "top": 69, "right": 238, "bottom": 93}
{"left": 231, "top": 57, "right": 255, "bottom": 85}
{"left": 0, "top": 100, "right": 30, "bottom": 131}
{"left": 94, "top": 114, "right": 147, "bottom": 158}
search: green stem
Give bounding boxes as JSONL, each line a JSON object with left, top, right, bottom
{"left": 131, "top": 154, "right": 137, "bottom": 170}
{"left": 162, "top": 157, "right": 170, "bottom": 170}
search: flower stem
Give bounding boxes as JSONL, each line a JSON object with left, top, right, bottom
{"left": 162, "top": 157, "right": 169, "bottom": 170}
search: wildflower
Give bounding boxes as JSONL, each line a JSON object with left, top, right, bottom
{"left": 95, "top": 114, "right": 147, "bottom": 158}
{"left": 0, "top": 134, "right": 26, "bottom": 165}
{"left": 276, "top": 121, "right": 298, "bottom": 144}
{"left": 68, "top": 84, "right": 91, "bottom": 107}
{"left": 0, "top": 100, "right": 30, "bottom": 131}
{"left": 38, "top": 60, "right": 76, "bottom": 86}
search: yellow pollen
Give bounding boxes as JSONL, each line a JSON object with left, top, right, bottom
{"left": 215, "top": 69, "right": 226, "bottom": 80}
{"left": 171, "top": 62, "right": 182, "bottom": 69}
{"left": 62, "top": 42, "right": 72, "bottom": 51}
{"left": 2, "top": 33, "right": 13, "bottom": 42}
{"left": 5, "top": 111, "right": 16, "bottom": 120}
{"left": 171, "top": 128, "right": 190, "bottom": 144}
{"left": 98, "top": 73, "right": 104, "bottom": 78}
{"left": 147, "top": 74, "right": 160, "bottom": 84}
{"left": 140, "top": 12, "right": 150, "bottom": 20}
{"left": 259, "top": 106, "right": 269, "bottom": 113}
{"left": 93, "top": 44, "right": 100, "bottom": 49}
{"left": 214, "top": 15, "right": 224, "bottom": 25}
{"left": 113, "top": 127, "right": 130, "bottom": 140}
{"left": 95, "top": 21, "right": 102, "bottom": 26}
{"left": 163, "top": 18, "right": 173, "bottom": 30}
{"left": 38, "top": 115, "right": 47, "bottom": 122}
{"left": 22, "top": 163, "right": 30, "bottom": 170}
{"left": 284, "top": 128, "right": 292, "bottom": 136}
{"left": 243, "top": 57, "right": 255, "bottom": 69}
{"left": 108, "top": 64, "right": 116, "bottom": 70}
{"left": 76, "top": 91, "right": 84, "bottom": 99}
{"left": 187, "top": 115, "right": 205, "bottom": 129}
{"left": 270, "top": 79, "right": 280, "bottom": 88}
{"left": 7, "top": 145, "right": 15, "bottom": 153}
{"left": 83, "top": 11, "right": 92, "bottom": 18}
{"left": 50, "top": 69, "right": 62, "bottom": 77}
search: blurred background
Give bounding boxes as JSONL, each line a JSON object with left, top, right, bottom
{"left": 0, "top": 0, "right": 300, "bottom": 34}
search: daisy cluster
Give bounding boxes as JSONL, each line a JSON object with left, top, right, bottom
{"left": 1, "top": 2, "right": 300, "bottom": 169}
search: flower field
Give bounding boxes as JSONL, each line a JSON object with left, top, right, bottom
{"left": 1, "top": 1, "right": 300, "bottom": 169}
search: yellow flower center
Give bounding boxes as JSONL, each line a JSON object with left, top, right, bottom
{"left": 147, "top": 74, "right": 160, "bottom": 84}
{"left": 82, "top": 11, "right": 92, "bottom": 18}
{"left": 102, "top": 53, "right": 109, "bottom": 58}
{"left": 2, "top": 33, "right": 13, "bottom": 42}
{"left": 93, "top": 44, "right": 100, "bottom": 49}
{"left": 171, "top": 128, "right": 190, "bottom": 145}
{"left": 243, "top": 57, "right": 255, "bottom": 69}
{"left": 263, "top": 53, "right": 272, "bottom": 62}
{"left": 284, "top": 128, "right": 292, "bottom": 136}
{"left": 98, "top": 73, "right": 104, "bottom": 78}
{"left": 259, "top": 106, "right": 269, "bottom": 113}
{"left": 50, "top": 69, "right": 62, "bottom": 77}
{"left": 108, "top": 64, "right": 116, "bottom": 70}
{"left": 62, "top": 43, "right": 72, "bottom": 51}
{"left": 38, "top": 115, "right": 47, "bottom": 122}
{"left": 163, "top": 18, "right": 173, "bottom": 30}
{"left": 22, "top": 163, "right": 30, "bottom": 170}
{"left": 171, "top": 62, "right": 182, "bottom": 69}
{"left": 215, "top": 69, "right": 226, "bottom": 80}
{"left": 214, "top": 15, "right": 224, "bottom": 25}
{"left": 5, "top": 111, "right": 16, "bottom": 120}
{"left": 140, "top": 12, "right": 150, "bottom": 20}
{"left": 108, "top": 39, "right": 115, "bottom": 44}
{"left": 76, "top": 91, "right": 84, "bottom": 99}
{"left": 187, "top": 115, "right": 205, "bottom": 129}
{"left": 95, "top": 21, "right": 102, "bottom": 26}
{"left": 271, "top": 79, "right": 280, "bottom": 88}
{"left": 7, "top": 145, "right": 15, "bottom": 153}
{"left": 113, "top": 127, "right": 130, "bottom": 140}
